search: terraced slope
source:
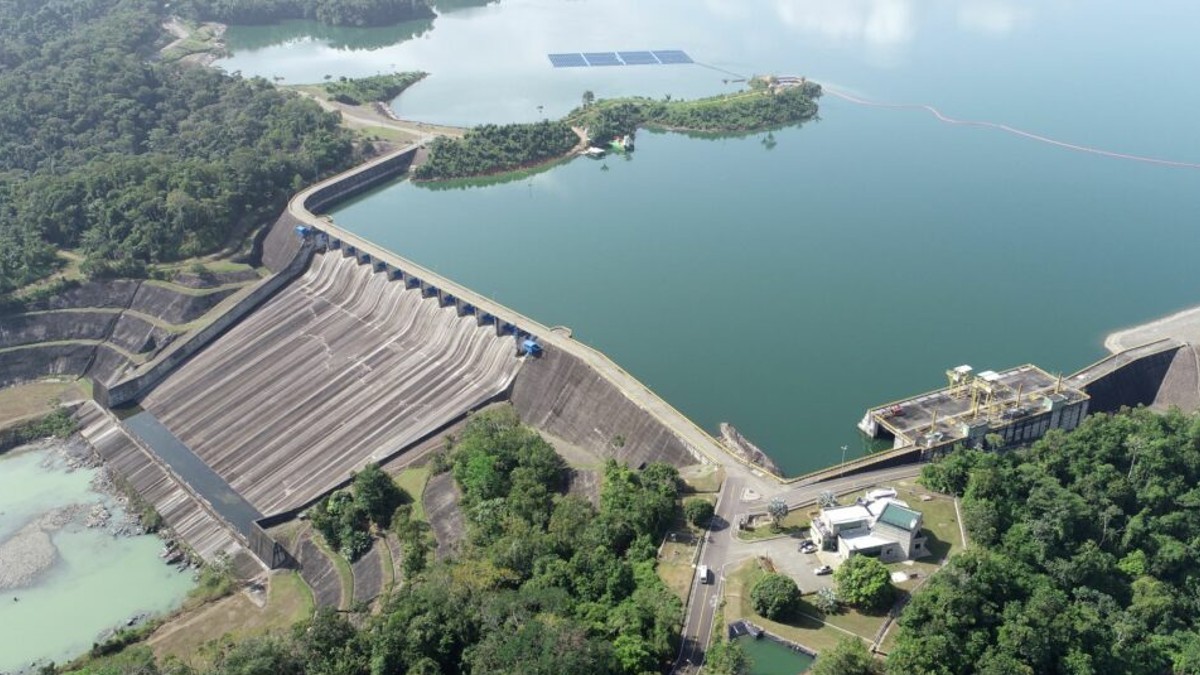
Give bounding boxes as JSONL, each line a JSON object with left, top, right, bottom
{"left": 0, "top": 274, "right": 256, "bottom": 389}
{"left": 143, "top": 252, "right": 522, "bottom": 516}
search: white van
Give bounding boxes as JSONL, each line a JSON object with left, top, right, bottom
{"left": 698, "top": 565, "right": 711, "bottom": 584}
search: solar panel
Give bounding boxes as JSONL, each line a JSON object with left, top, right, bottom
{"left": 651, "top": 50, "right": 693, "bottom": 64}
{"left": 617, "top": 51, "right": 659, "bottom": 65}
{"left": 547, "top": 50, "right": 693, "bottom": 68}
{"left": 582, "top": 52, "right": 622, "bottom": 66}
{"left": 548, "top": 53, "right": 588, "bottom": 68}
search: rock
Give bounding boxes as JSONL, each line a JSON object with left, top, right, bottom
{"left": 719, "top": 423, "right": 785, "bottom": 477}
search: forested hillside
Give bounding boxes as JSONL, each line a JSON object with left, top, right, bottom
{"left": 891, "top": 408, "right": 1200, "bottom": 674}
{"left": 0, "top": 0, "right": 360, "bottom": 294}
{"left": 172, "top": 0, "right": 434, "bottom": 27}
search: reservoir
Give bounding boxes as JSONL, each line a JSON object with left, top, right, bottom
{"left": 0, "top": 442, "right": 194, "bottom": 672}
{"left": 219, "top": 0, "right": 1200, "bottom": 474}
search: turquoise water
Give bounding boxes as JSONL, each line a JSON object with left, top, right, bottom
{"left": 220, "top": 1, "right": 1200, "bottom": 474}
{"left": 0, "top": 445, "right": 194, "bottom": 672}
{"left": 736, "top": 635, "right": 815, "bottom": 674}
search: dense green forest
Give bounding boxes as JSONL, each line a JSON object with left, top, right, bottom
{"left": 66, "top": 408, "right": 683, "bottom": 675}
{"left": 413, "top": 121, "right": 579, "bottom": 180}
{"left": 575, "top": 81, "right": 822, "bottom": 142}
{"left": 889, "top": 408, "right": 1200, "bottom": 674}
{"left": 173, "top": 0, "right": 434, "bottom": 27}
{"left": 0, "top": 0, "right": 361, "bottom": 294}
{"left": 322, "top": 72, "right": 427, "bottom": 105}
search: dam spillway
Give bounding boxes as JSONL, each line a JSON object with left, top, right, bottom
{"left": 141, "top": 251, "right": 522, "bottom": 517}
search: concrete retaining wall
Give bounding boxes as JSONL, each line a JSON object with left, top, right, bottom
{"left": 109, "top": 314, "right": 175, "bottom": 355}
{"left": 95, "top": 243, "right": 315, "bottom": 407}
{"left": 0, "top": 311, "right": 117, "bottom": 349}
{"left": 15, "top": 280, "right": 141, "bottom": 312}
{"left": 511, "top": 347, "right": 697, "bottom": 468}
{"left": 1081, "top": 345, "right": 1181, "bottom": 414}
{"left": 0, "top": 343, "right": 100, "bottom": 388}
{"left": 129, "top": 284, "right": 236, "bottom": 325}
{"left": 261, "top": 212, "right": 307, "bottom": 274}
{"left": 303, "top": 149, "right": 416, "bottom": 215}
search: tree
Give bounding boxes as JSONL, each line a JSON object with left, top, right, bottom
{"left": 767, "top": 498, "right": 788, "bottom": 528}
{"left": 834, "top": 556, "right": 894, "bottom": 612}
{"left": 353, "top": 463, "right": 406, "bottom": 529}
{"left": 582, "top": 90, "right": 595, "bottom": 107}
{"left": 750, "top": 573, "right": 801, "bottom": 620}
{"left": 811, "top": 637, "right": 881, "bottom": 675}
{"left": 684, "top": 498, "right": 715, "bottom": 527}
{"left": 815, "top": 586, "right": 839, "bottom": 614}
{"left": 705, "top": 636, "right": 751, "bottom": 675}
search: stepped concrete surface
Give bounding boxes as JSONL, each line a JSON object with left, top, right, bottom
{"left": 75, "top": 402, "right": 248, "bottom": 564}
{"left": 142, "top": 252, "right": 522, "bottom": 517}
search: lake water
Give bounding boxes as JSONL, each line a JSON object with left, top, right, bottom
{"left": 736, "top": 635, "right": 815, "bottom": 674}
{"left": 0, "top": 443, "right": 194, "bottom": 672}
{"left": 219, "top": 1, "right": 1200, "bottom": 474}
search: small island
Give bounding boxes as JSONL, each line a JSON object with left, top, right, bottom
{"left": 413, "top": 76, "right": 822, "bottom": 182}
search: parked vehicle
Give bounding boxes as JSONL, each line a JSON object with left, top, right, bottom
{"left": 814, "top": 565, "right": 833, "bottom": 576}
{"left": 799, "top": 542, "right": 818, "bottom": 554}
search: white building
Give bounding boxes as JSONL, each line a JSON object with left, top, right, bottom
{"left": 810, "top": 497, "right": 928, "bottom": 563}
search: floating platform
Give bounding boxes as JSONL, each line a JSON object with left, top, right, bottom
{"left": 859, "top": 364, "right": 1089, "bottom": 453}
{"left": 548, "top": 49, "right": 693, "bottom": 68}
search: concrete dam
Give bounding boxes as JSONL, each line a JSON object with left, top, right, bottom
{"left": 0, "top": 141, "right": 713, "bottom": 571}
{"left": 142, "top": 250, "right": 522, "bottom": 517}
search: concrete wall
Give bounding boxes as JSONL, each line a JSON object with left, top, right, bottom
{"left": 510, "top": 347, "right": 698, "bottom": 468}
{"left": 302, "top": 148, "right": 417, "bottom": 215}
{"left": 261, "top": 212, "right": 307, "bottom": 274}
{"left": 1082, "top": 345, "right": 1181, "bottom": 414}
{"left": 0, "top": 343, "right": 100, "bottom": 388}
{"left": 109, "top": 314, "right": 175, "bottom": 355}
{"left": 1151, "top": 345, "right": 1200, "bottom": 411}
{"left": 96, "top": 243, "right": 315, "bottom": 407}
{"left": 13, "top": 280, "right": 141, "bottom": 312}
{"left": 129, "top": 284, "right": 236, "bottom": 325}
{"left": 0, "top": 311, "right": 117, "bottom": 349}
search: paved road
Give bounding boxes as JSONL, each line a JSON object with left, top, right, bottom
{"left": 671, "top": 463, "right": 924, "bottom": 673}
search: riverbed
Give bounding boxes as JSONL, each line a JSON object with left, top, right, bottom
{"left": 0, "top": 439, "right": 194, "bottom": 673}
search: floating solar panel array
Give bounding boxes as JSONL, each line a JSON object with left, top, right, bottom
{"left": 548, "top": 50, "right": 694, "bottom": 68}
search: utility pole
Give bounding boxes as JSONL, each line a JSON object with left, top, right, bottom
{"left": 840, "top": 445, "right": 848, "bottom": 479}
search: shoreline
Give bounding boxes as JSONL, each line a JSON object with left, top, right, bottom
{"left": 1104, "top": 304, "right": 1200, "bottom": 354}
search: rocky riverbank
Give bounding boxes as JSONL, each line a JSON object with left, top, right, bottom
{"left": 719, "top": 423, "right": 785, "bottom": 477}
{"left": 0, "top": 438, "right": 180, "bottom": 592}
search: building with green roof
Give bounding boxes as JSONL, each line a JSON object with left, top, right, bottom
{"left": 811, "top": 494, "right": 929, "bottom": 564}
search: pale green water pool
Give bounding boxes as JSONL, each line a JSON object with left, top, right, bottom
{"left": 0, "top": 443, "right": 194, "bottom": 672}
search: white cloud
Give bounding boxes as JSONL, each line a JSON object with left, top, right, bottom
{"left": 957, "top": 1, "right": 1033, "bottom": 36}
{"left": 773, "top": 0, "right": 916, "bottom": 48}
